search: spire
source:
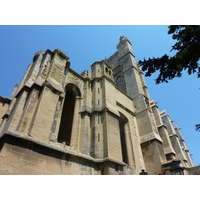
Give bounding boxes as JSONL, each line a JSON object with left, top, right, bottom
{"left": 117, "top": 35, "right": 132, "bottom": 48}
{"left": 119, "top": 35, "right": 127, "bottom": 43}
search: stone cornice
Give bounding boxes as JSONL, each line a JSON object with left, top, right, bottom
{"left": 1, "top": 131, "right": 126, "bottom": 166}
{"left": 68, "top": 67, "right": 89, "bottom": 81}
{"left": 157, "top": 124, "right": 167, "bottom": 129}
{"left": 122, "top": 64, "right": 139, "bottom": 74}
{"left": 15, "top": 85, "right": 31, "bottom": 98}
{"left": 91, "top": 60, "right": 113, "bottom": 70}
{"left": 80, "top": 104, "right": 120, "bottom": 117}
{"left": 91, "top": 75, "right": 115, "bottom": 85}
{"left": 116, "top": 101, "right": 135, "bottom": 116}
{"left": 140, "top": 131, "right": 163, "bottom": 144}
{"left": 106, "top": 51, "right": 118, "bottom": 62}
{"left": 118, "top": 51, "right": 135, "bottom": 61}
{"left": 2, "top": 113, "right": 9, "bottom": 119}
{"left": 117, "top": 38, "right": 132, "bottom": 48}
{"left": 53, "top": 49, "right": 69, "bottom": 61}
{"left": 169, "top": 133, "right": 179, "bottom": 138}
{"left": 0, "top": 96, "right": 11, "bottom": 105}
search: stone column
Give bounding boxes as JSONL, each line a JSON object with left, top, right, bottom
{"left": 49, "top": 96, "right": 63, "bottom": 142}
{"left": 106, "top": 111, "right": 122, "bottom": 161}
{"left": 158, "top": 125, "right": 176, "bottom": 160}
{"left": 124, "top": 122, "right": 135, "bottom": 168}
{"left": 16, "top": 87, "right": 40, "bottom": 134}
{"left": 90, "top": 112, "right": 104, "bottom": 158}
{"left": 79, "top": 112, "right": 91, "bottom": 155}
{"left": 161, "top": 111, "right": 188, "bottom": 165}
{"left": 2, "top": 90, "right": 29, "bottom": 133}
{"left": 29, "top": 86, "right": 59, "bottom": 143}
{"left": 184, "top": 149, "right": 194, "bottom": 167}
{"left": 170, "top": 135, "right": 188, "bottom": 163}
{"left": 70, "top": 97, "right": 82, "bottom": 150}
{"left": 151, "top": 102, "right": 176, "bottom": 160}
{"left": 129, "top": 117, "right": 146, "bottom": 174}
{"left": 0, "top": 115, "right": 8, "bottom": 134}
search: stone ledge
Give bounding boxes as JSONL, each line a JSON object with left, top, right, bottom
{"left": 80, "top": 104, "right": 120, "bottom": 117}
{"left": 157, "top": 124, "right": 167, "bottom": 129}
{"left": 169, "top": 133, "right": 179, "bottom": 138}
{"left": 118, "top": 52, "right": 135, "bottom": 61}
{"left": 91, "top": 75, "right": 115, "bottom": 85}
{"left": 163, "top": 146, "right": 176, "bottom": 155}
{"left": 0, "top": 96, "right": 11, "bottom": 105}
{"left": 53, "top": 49, "right": 69, "bottom": 61}
{"left": 68, "top": 67, "right": 87, "bottom": 81}
{"left": 45, "top": 78, "right": 63, "bottom": 93}
{"left": 116, "top": 101, "right": 135, "bottom": 116}
{"left": 140, "top": 132, "right": 163, "bottom": 144}
{"left": 0, "top": 131, "right": 126, "bottom": 166}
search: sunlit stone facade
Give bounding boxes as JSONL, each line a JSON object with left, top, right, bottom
{"left": 0, "top": 36, "right": 194, "bottom": 174}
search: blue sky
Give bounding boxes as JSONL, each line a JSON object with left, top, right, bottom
{"left": 0, "top": 25, "right": 199, "bottom": 166}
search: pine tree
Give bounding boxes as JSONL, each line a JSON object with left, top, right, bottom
{"left": 139, "top": 25, "right": 200, "bottom": 131}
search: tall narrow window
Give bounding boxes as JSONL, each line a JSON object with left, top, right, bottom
{"left": 119, "top": 113, "right": 128, "bottom": 164}
{"left": 116, "top": 76, "right": 124, "bottom": 92}
{"left": 57, "top": 84, "right": 81, "bottom": 146}
{"left": 57, "top": 89, "right": 75, "bottom": 145}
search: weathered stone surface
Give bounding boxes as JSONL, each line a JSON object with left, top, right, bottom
{"left": 0, "top": 36, "right": 194, "bottom": 175}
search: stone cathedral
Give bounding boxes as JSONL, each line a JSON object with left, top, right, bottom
{"left": 0, "top": 36, "right": 196, "bottom": 175}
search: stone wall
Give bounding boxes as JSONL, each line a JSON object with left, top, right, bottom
{"left": 0, "top": 96, "right": 10, "bottom": 119}
{"left": 188, "top": 166, "right": 200, "bottom": 175}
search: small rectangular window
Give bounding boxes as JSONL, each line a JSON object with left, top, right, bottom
{"left": 98, "top": 115, "right": 100, "bottom": 124}
{"left": 98, "top": 133, "right": 100, "bottom": 142}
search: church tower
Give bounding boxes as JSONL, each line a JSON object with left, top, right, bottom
{"left": 106, "top": 36, "right": 167, "bottom": 174}
{"left": 106, "top": 36, "right": 194, "bottom": 174}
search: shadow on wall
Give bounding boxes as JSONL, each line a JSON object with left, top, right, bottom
{"left": 57, "top": 83, "right": 81, "bottom": 146}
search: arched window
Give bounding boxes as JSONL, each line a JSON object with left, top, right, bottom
{"left": 118, "top": 113, "right": 128, "bottom": 164}
{"left": 57, "top": 84, "right": 81, "bottom": 145}
{"left": 116, "top": 76, "right": 124, "bottom": 91}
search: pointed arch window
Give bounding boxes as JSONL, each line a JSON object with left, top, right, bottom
{"left": 57, "top": 84, "right": 81, "bottom": 146}
{"left": 116, "top": 76, "right": 124, "bottom": 92}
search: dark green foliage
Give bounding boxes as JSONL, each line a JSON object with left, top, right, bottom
{"left": 139, "top": 25, "right": 200, "bottom": 132}
{"left": 139, "top": 25, "right": 200, "bottom": 84}
{"left": 195, "top": 124, "right": 200, "bottom": 132}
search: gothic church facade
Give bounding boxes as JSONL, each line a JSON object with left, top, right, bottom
{"left": 0, "top": 36, "right": 194, "bottom": 175}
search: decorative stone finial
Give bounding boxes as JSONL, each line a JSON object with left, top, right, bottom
{"left": 33, "top": 50, "right": 45, "bottom": 62}
{"left": 119, "top": 35, "right": 127, "bottom": 43}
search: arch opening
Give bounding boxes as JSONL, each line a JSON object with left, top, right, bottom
{"left": 57, "top": 84, "right": 81, "bottom": 145}
{"left": 116, "top": 76, "right": 124, "bottom": 91}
